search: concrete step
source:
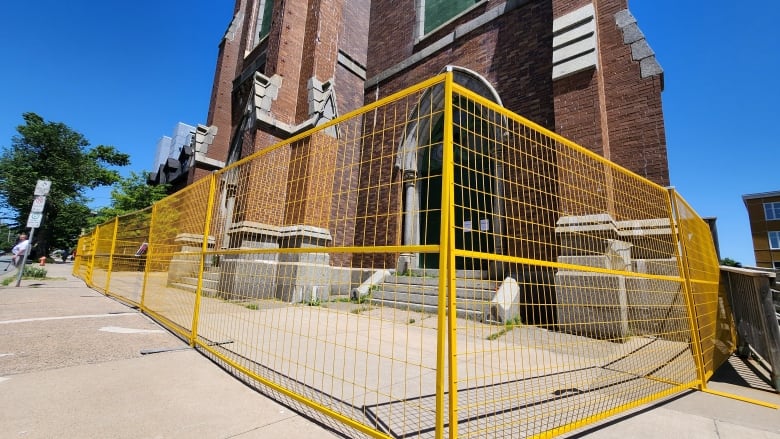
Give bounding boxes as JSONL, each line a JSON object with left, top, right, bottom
{"left": 180, "top": 276, "right": 219, "bottom": 290}
{"left": 370, "top": 289, "right": 489, "bottom": 312}
{"left": 377, "top": 281, "right": 499, "bottom": 302}
{"left": 369, "top": 273, "right": 500, "bottom": 322}
{"left": 168, "top": 282, "right": 219, "bottom": 297}
{"left": 368, "top": 297, "right": 485, "bottom": 321}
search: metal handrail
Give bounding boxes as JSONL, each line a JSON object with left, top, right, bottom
{"left": 721, "top": 266, "right": 780, "bottom": 391}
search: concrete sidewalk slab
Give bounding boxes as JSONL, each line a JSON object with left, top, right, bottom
{"left": 0, "top": 262, "right": 778, "bottom": 438}
{"left": 0, "top": 263, "right": 340, "bottom": 439}
{"left": 0, "top": 349, "right": 340, "bottom": 439}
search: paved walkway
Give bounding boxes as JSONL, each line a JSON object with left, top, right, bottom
{"left": 0, "top": 262, "right": 778, "bottom": 438}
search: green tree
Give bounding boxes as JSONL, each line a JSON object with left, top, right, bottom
{"left": 0, "top": 112, "right": 130, "bottom": 254}
{"left": 720, "top": 257, "right": 742, "bottom": 267}
{"left": 89, "top": 171, "right": 169, "bottom": 227}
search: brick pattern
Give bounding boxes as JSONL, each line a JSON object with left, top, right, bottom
{"left": 205, "top": 0, "right": 671, "bottom": 270}
{"left": 284, "top": 133, "right": 339, "bottom": 228}
{"left": 339, "top": 0, "right": 370, "bottom": 66}
{"left": 367, "top": 2, "right": 555, "bottom": 129}
{"left": 553, "top": 0, "right": 668, "bottom": 186}
{"left": 295, "top": 0, "right": 343, "bottom": 121}
{"left": 264, "top": 0, "right": 306, "bottom": 126}
{"left": 597, "top": 0, "right": 668, "bottom": 186}
{"left": 553, "top": 0, "right": 594, "bottom": 16}
{"left": 361, "top": 2, "right": 559, "bottom": 265}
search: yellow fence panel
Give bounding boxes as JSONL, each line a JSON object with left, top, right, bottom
{"left": 103, "top": 207, "right": 154, "bottom": 306}
{"left": 72, "top": 234, "right": 92, "bottom": 280}
{"left": 443, "top": 82, "right": 699, "bottom": 438}
{"left": 90, "top": 220, "right": 116, "bottom": 293}
{"left": 141, "top": 176, "right": 213, "bottom": 341}
{"left": 191, "top": 76, "right": 450, "bottom": 439}
{"left": 73, "top": 72, "right": 731, "bottom": 439}
{"left": 670, "top": 191, "right": 731, "bottom": 380}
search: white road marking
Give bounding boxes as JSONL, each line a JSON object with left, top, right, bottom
{"left": 99, "top": 326, "right": 164, "bottom": 334}
{"left": 0, "top": 377, "right": 10, "bottom": 383}
{"left": 0, "top": 353, "right": 15, "bottom": 358}
{"left": 0, "top": 312, "right": 136, "bottom": 325}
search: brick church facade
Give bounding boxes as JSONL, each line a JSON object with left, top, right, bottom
{"left": 180, "top": 0, "right": 668, "bottom": 275}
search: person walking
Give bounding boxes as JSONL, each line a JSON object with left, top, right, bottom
{"left": 11, "top": 233, "right": 30, "bottom": 268}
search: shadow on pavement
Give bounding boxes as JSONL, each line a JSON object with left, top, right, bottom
{"left": 710, "top": 354, "right": 777, "bottom": 394}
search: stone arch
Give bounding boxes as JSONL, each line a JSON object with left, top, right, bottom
{"left": 395, "top": 66, "right": 506, "bottom": 275}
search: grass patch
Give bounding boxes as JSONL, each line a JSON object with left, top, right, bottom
{"left": 244, "top": 303, "right": 259, "bottom": 310}
{"left": 350, "top": 305, "right": 372, "bottom": 315}
{"left": 2, "top": 266, "right": 48, "bottom": 286}
{"left": 486, "top": 316, "right": 523, "bottom": 341}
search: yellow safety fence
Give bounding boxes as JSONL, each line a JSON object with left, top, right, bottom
{"left": 73, "top": 72, "right": 738, "bottom": 438}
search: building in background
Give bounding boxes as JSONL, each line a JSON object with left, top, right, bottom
{"left": 148, "top": 122, "right": 222, "bottom": 192}
{"left": 743, "top": 190, "right": 780, "bottom": 269}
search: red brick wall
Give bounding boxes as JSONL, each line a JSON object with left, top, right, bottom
{"left": 553, "top": 0, "right": 668, "bottom": 186}
{"left": 359, "top": 1, "right": 558, "bottom": 267}
{"left": 553, "top": 0, "right": 600, "bottom": 16}
{"left": 366, "top": 1, "right": 554, "bottom": 129}
{"left": 264, "top": 0, "right": 307, "bottom": 126}
{"left": 597, "top": 0, "right": 668, "bottom": 185}
{"left": 194, "top": 1, "right": 248, "bottom": 185}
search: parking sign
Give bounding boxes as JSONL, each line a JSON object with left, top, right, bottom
{"left": 27, "top": 211, "right": 43, "bottom": 228}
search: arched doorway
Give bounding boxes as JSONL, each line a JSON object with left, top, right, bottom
{"left": 396, "top": 67, "right": 505, "bottom": 272}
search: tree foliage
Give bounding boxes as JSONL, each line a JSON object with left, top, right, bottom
{"left": 0, "top": 112, "right": 130, "bottom": 253}
{"left": 720, "top": 257, "right": 742, "bottom": 267}
{"left": 89, "top": 171, "right": 169, "bottom": 227}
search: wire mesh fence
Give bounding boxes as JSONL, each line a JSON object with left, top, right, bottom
{"left": 73, "top": 72, "right": 729, "bottom": 439}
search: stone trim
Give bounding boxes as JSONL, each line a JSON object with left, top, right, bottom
{"left": 552, "top": 3, "right": 597, "bottom": 80}
{"left": 307, "top": 77, "right": 339, "bottom": 137}
{"left": 337, "top": 50, "right": 366, "bottom": 80}
{"left": 555, "top": 213, "right": 673, "bottom": 237}
{"left": 615, "top": 9, "right": 663, "bottom": 80}
{"left": 224, "top": 11, "right": 243, "bottom": 42}
{"left": 192, "top": 124, "right": 224, "bottom": 169}
{"left": 252, "top": 72, "right": 340, "bottom": 138}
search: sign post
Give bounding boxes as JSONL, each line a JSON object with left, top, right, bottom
{"left": 15, "top": 180, "right": 51, "bottom": 287}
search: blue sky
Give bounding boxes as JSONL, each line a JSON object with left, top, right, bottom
{"left": 0, "top": 1, "right": 776, "bottom": 266}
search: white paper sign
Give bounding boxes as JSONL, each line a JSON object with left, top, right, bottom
{"left": 463, "top": 220, "right": 472, "bottom": 232}
{"left": 479, "top": 219, "right": 490, "bottom": 231}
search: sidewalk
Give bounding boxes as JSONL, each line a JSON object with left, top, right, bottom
{"left": 1, "top": 262, "right": 778, "bottom": 438}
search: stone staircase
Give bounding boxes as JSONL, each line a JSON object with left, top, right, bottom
{"left": 168, "top": 267, "right": 221, "bottom": 297}
{"left": 367, "top": 269, "right": 502, "bottom": 322}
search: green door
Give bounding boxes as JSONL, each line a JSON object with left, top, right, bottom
{"left": 417, "top": 101, "right": 495, "bottom": 270}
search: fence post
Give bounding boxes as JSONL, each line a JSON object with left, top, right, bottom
{"left": 190, "top": 174, "right": 217, "bottom": 347}
{"left": 667, "top": 187, "right": 708, "bottom": 389}
{"left": 88, "top": 226, "right": 99, "bottom": 287}
{"left": 104, "top": 216, "right": 119, "bottom": 295}
{"left": 140, "top": 204, "right": 157, "bottom": 312}
{"left": 433, "top": 69, "right": 458, "bottom": 439}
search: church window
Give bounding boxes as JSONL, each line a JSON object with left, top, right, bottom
{"left": 420, "top": 0, "right": 483, "bottom": 36}
{"left": 253, "top": 0, "right": 275, "bottom": 47}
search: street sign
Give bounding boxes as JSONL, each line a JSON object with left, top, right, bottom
{"left": 34, "top": 180, "right": 51, "bottom": 196}
{"left": 27, "top": 212, "right": 43, "bottom": 228}
{"left": 31, "top": 195, "right": 46, "bottom": 213}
